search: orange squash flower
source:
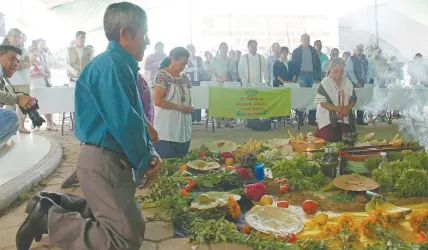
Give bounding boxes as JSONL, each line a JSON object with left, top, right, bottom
{"left": 227, "top": 196, "right": 241, "bottom": 219}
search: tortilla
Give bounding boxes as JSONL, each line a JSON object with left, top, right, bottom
{"left": 191, "top": 192, "right": 241, "bottom": 210}
{"left": 187, "top": 160, "right": 221, "bottom": 171}
{"left": 263, "top": 138, "right": 290, "bottom": 148}
{"left": 333, "top": 174, "right": 380, "bottom": 191}
{"left": 206, "top": 140, "right": 238, "bottom": 153}
{"left": 245, "top": 205, "right": 304, "bottom": 236}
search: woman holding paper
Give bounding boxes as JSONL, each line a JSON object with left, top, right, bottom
{"left": 153, "top": 47, "right": 193, "bottom": 158}
{"left": 315, "top": 58, "right": 357, "bottom": 142}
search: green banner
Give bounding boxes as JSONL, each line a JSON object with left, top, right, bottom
{"left": 208, "top": 87, "right": 291, "bottom": 119}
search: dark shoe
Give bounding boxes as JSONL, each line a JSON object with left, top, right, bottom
{"left": 16, "top": 197, "right": 54, "bottom": 250}
{"left": 25, "top": 192, "right": 62, "bottom": 214}
{"left": 225, "top": 124, "right": 234, "bottom": 128}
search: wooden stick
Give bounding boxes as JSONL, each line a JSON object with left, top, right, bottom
{"left": 303, "top": 144, "right": 395, "bottom": 153}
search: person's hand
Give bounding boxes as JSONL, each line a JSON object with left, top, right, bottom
{"left": 316, "top": 80, "right": 321, "bottom": 83}
{"left": 180, "top": 105, "right": 194, "bottom": 114}
{"left": 147, "top": 125, "right": 159, "bottom": 142}
{"left": 140, "top": 156, "right": 163, "bottom": 189}
{"left": 292, "top": 76, "right": 297, "bottom": 82}
{"left": 17, "top": 95, "right": 38, "bottom": 109}
{"left": 355, "top": 83, "right": 362, "bottom": 88}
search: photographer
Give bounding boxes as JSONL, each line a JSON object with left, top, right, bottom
{"left": 0, "top": 45, "right": 38, "bottom": 144}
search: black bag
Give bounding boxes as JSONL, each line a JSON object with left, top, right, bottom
{"left": 246, "top": 119, "right": 272, "bottom": 131}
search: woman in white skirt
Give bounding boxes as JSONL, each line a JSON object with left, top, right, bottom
{"left": 28, "top": 48, "right": 57, "bottom": 131}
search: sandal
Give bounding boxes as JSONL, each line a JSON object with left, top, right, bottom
{"left": 46, "top": 126, "right": 58, "bottom": 131}
{"left": 19, "top": 128, "right": 31, "bottom": 134}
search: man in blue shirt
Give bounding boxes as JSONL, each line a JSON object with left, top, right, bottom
{"left": 16, "top": 3, "right": 161, "bottom": 250}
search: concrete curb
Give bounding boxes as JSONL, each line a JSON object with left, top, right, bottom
{"left": 0, "top": 135, "right": 62, "bottom": 211}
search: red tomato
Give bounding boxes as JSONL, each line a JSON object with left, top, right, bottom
{"left": 280, "top": 184, "right": 290, "bottom": 193}
{"left": 302, "top": 200, "right": 318, "bottom": 214}
{"left": 277, "top": 201, "right": 289, "bottom": 208}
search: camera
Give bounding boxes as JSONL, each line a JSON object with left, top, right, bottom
{"left": 18, "top": 94, "right": 45, "bottom": 128}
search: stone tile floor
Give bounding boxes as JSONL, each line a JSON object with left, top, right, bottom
{"left": 0, "top": 130, "right": 251, "bottom": 250}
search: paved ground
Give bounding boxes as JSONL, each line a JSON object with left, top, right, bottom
{"left": 0, "top": 123, "right": 399, "bottom": 249}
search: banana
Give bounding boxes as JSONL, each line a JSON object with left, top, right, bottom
{"left": 366, "top": 197, "right": 412, "bottom": 219}
{"left": 365, "top": 197, "right": 377, "bottom": 216}
{"left": 389, "top": 134, "right": 400, "bottom": 144}
{"left": 288, "top": 130, "right": 295, "bottom": 140}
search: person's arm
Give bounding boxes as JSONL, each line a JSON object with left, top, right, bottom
{"left": 262, "top": 56, "right": 269, "bottom": 83}
{"left": 322, "top": 60, "right": 329, "bottom": 77}
{"left": 89, "top": 66, "right": 153, "bottom": 171}
{"left": 238, "top": 56, "right": 247, "bottom": 84}
{"left": 346, "top": 59, "right": 358, "bottom": 84}
{"left": 291, "top": 49, "right": 299, "bottom": 81}
{"left": 273, "top": 61, "right": 284, "bottom": 84}
{"left": 0, "top": 89, "right": 18, "bottom": 105}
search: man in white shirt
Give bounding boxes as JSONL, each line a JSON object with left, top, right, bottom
{"left": 185, "top": 44, "right": 204, "bottom": 124}
{"left": 409, "top": 53, "right": 428, "bottom": 86}
{"left": 238, "top": 40, "right": 269, "bottom": 87}
{"left": 266, "top": 42, "right": 281, "bottom": 84}
{"left": 65, "top": 31, "right": 94, "bottom": 82}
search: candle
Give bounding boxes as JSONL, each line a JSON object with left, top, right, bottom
{"left": 254, "top": 163, "right": 265, "bottom": 181}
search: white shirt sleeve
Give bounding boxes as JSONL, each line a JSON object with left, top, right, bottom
{"left": 238, "top": 56, "right": 247, "bottom": 83}
{"left": 262, "top": 56, "right": 269, "bottom": 83}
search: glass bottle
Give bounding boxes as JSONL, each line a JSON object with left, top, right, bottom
{"left": 378, "top": 152, "right": 394, "bottom": 192}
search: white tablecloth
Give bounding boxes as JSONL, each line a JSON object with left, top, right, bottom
{"left": 31, "top": 86, "right": 75, "bottom": 114}
{"left": 30, "top": 85, "right": 428, "bottom": 114}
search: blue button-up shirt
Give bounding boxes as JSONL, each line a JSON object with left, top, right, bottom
{"left": 74, "top": 41, "right": 153, "bottom": 172}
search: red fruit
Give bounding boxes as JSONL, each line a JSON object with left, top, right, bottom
{"left": 187, "top": 180, "right": 195, "bottom": 188}
{"left": 245, "top": 183, "right": 267, "bottom": 201}
{"left": 302, "top": 200, "right": 318, "bottom": 214}
{"left": 279, "top": 178, "right": 287, "bottom": 183}
{"left": 288, "top": 233, "right": 297, "bottom": 243}
{"left": 180, "top": 189, "right": 189, "bottom": 197}
{"left": 274, "top": 178, "right": 280, "bottom": 183}
{"left": 280, "top": 184, "right": 290, "bottom": 193}
{"left": 199, "top": 152, "right": 206, "bottom": 157}
{"left": 277, "top": 201, "right": 289, "bottom": 208}
{"left": 235, "top": 168, "right": 251, "bottom": 180}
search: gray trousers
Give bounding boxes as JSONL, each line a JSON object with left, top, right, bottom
{"left": 48, "top": 144, "right": 145, "bottom": 250}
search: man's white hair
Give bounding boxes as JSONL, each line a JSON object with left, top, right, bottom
{"left": 329, "top": 57, "right": 345, "bottom": 70}
{"left": 355, "top": 44, "right": 364, "bottom": 51}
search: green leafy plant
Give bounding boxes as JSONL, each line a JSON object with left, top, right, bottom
{"left": 328, "top": 192, "right": 355, "bottom": 203}
{"left": 271, "top": 156, "right": 325, "bottom": 191}
{"left": 365, "top": 157, "right": 382, "bottom": 173}
{"left": 189, "top": 217, "right": 242, "bottom": 244}
{"left": 395, "top": 169, "right": 428, "bottom": 197}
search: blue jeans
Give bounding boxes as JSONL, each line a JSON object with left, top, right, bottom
{"left": 0, "top": 109, "right": 19, "bottom": 145}
{"left": 155, "top": 140, "right": 191, "bottom": 159}
{"left": 298, "top": 72, "right": 316, "bottom": 123}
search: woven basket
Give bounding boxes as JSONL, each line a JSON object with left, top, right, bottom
{"left": 290, "top": 138, "right": 324, "bottom": 153}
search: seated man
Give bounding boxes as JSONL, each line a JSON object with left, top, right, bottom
{"left": 0, "top": 45, "right": 38, "bottom": 146}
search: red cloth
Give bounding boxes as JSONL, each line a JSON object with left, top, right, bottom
{"left": 315, "top": 123, "right": 348, "bottom": 142}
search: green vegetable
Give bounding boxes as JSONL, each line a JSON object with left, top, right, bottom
{"left": 189, "top": 217, "right": 242, "bottom": 244}
{"left": 365, "top": 157, "right": 382, "bottom": 173}
{"left": 328, "top": 192, "right": 355, "bottom": 203}
{"left": 402, "top": 151, "right": 428, "bottom": 171}
{"left": 395, "top": 169, "right": 428, "bottom": 197}
{"left": 271, "top": 155, "right": 325, "bottom": 191}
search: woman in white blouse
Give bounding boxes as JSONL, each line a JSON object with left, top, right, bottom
{"left": 315, "top": 58, "right": 357, "bottom": 142}
{"left": 153, "top": 47, "right": 193, "bottom": 158}
{"left": 28, "top": 48, "right": 57, "bottom": 131}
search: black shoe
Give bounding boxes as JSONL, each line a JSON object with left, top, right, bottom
{"left": 25, "top": 192, "right": 62, "bottom": 214}
{"left": 16, "top": 197, "right": 54, "bottom": 250}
